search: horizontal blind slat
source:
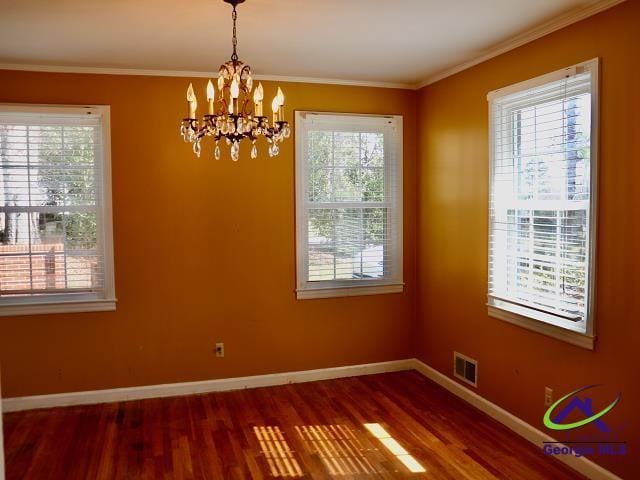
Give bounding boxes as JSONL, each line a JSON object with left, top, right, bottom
{"left": 301, "top": 116, "right": 400, "bottom": 284}
{"left": 488, "top": 66, "right": 593, "bottom": 324}
{"left": 0, "top": 113, "right": 106, "bottom": 298}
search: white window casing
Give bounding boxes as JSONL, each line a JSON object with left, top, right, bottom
{"left": 295, "top": 112, "right": 403, "bottom": 299}
{"left": 487, "top": 59, "right": 599, "bottom": 349}
{"left": 0, "top": 104, "right": 116, "bottom": 316}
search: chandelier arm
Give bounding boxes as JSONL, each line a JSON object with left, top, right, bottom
{"left": 241, "top": 98, "right": 251, "bottom": 116}
{"left": 196, "top": 126, "right": 208, "bottom": 140}
{"left": 220, "top": 96, "right": 230, "bottom": 115}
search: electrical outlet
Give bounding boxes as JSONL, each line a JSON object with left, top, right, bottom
{"left": 215, "top": 342, "right": 224, "bottom": 357}
{"left": 545, "top": 387, "right": 553, "bottom": 406}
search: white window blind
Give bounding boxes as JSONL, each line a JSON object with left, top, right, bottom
{"left": 488, "top": 60, "right": 598, "bottom": 335}
{"left": 0, "top": 105, "right": 115, "bottom": 315}
{"left": 295, "top": 112, "right": 403, "bottom": 299}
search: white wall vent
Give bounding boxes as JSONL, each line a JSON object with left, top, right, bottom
{"left": 453, "top": 352, "right": 477, "bottom": 387}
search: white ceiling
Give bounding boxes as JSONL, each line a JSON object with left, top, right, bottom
{"left": 0, "top": 0, "right": 616, "bottom": 87}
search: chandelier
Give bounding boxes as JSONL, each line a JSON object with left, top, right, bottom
{"left": 179, "top": 0, "right": 290, "bottom": 160}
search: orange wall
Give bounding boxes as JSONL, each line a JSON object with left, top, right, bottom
{"left": 0, "top": 72, "right": 417, "bottom": 398}
{"left": 416, "top": 2, "right": 639, "bottom": 478}
{"left": 1, "top": 3, "right": 638, "bottom": 478}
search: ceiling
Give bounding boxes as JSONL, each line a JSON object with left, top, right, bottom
{"left": 0, "top": 0, "right": 619, "bottom": 87}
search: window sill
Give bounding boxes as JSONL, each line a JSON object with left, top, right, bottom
{"left": 0, "top": 298, "right": 117, "bottom": 317}
{"left": 297, "top": 283, "right": 404, "bottom": 300}
{"left": 488, "top": 305, "right": 594, "bottom": 350}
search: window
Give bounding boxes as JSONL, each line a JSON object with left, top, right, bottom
{"left": 0, "top": 104, "right": 115, "bottom": 316}
{"left": 487, "top": 59, "right": 598, "bottom": 348}
{"left": 295, "top": 112, "right": 403, "bottom": 299}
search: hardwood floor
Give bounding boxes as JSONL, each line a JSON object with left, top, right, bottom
{"left": 3, "top": 371, "right": 583, "bottom": 479}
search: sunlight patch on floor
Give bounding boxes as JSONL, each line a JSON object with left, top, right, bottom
{"left": 254, "top": 426, "right": 304, "bottom": 477}
{"left": 296, "top": 424, "right": 378, "bottom": 476}
{"left": 364, "top": 423, "right": 426, "bottom": 473}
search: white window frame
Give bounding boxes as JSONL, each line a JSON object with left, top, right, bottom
{"left": 486, "top": 59, "right": 599, "bottom": 350}
{"left": 0, "top": 103, "right": 116, "bottom": 316}
{"left": 295, "top": 111, "right": 403, "bottom": 299}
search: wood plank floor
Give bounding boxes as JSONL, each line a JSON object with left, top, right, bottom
{"left": 3, "top": 371, "right": 583, "bottom": 479}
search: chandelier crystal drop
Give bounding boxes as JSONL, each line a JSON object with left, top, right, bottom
{"left": 179, "top": 0, "right": 290, "bottom": 159}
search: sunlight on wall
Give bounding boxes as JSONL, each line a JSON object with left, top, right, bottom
{"left": 364, "top": 423, "right": 426, "bottom": 473}
{"left": 254, "top": 426, "right": 304, "bottom": 477}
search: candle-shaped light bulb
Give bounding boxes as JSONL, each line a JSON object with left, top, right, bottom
{"left": 217, "top": 75, "right": 225, "bottom": 91}
{"left": 186, "top": 83, "right": 195, "bottom": 102}
{"left": 253, "top": 82, "right": 264, "bottom": 103}
{"left": 272, "top": 95, "right": 280, "bottom": 123}
{"left": 276, "top": 87, "right": 285, "bottom": 121}
{"left": 187, "top": 83, "right": 197, "bottom": 118}
{"left": 253, "top": 82, "right": 264, "bottom": 117}
{"left": 206, "top": 80, "right": 215, "bottom": 115}
{"left": 230, "top": 77, "right": 240, "bottom": 99}
{"left": 230, "top": 77, "right": 240, "bottom": 115}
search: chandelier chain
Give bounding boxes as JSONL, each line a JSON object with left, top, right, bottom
{"left": 231, "top": 6, "right": 238, "bottom": 62}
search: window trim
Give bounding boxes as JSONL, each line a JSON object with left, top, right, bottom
{"left": 0, "top": 103, "right": 116, "bottom": 316}
{"left": 295, "top": 111, "right": 403, "bottom": 300}
{"left": 486, "top": 58, "right": 599, "bottom": 349}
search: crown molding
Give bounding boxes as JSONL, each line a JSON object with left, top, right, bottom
{"left": 254, "top": 73, "right": 410, "bottom": 90}
{"left": 0, "top": 63, "right": 411, "bottom": 90}
{"left": 414, "top": 0, "right": 626, "bottom": 89}
{"left": 0, "top": 0, "right": 626, "bottom": 92}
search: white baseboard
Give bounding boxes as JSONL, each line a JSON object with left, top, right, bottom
{"left": 2, "top": 358, "right": 414, "bottom": 413}
{"left": 411, "top": 359, "right": 622, "bottom": 480}
{"left": 1, "top": 357, "right": 622, "bottom": 480}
